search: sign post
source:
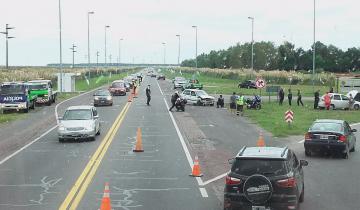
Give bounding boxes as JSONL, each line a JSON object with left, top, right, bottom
{"left": 285, "top": 110, "right": 294, "bottom": 127}
{"left": 256, "top": 78, "right": 266, "bottom": 97}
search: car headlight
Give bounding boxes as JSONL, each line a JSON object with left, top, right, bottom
{"left": 94, "top": 96, "right": 99, "bottom": 100}
{"left": 106, "top": 96, "right": 112, "bottom": 100}
{"left": 58, "top": 125, "right": 65, "bottom": 131}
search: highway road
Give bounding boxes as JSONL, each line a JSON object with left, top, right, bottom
{"left": 0, "top": 71, "right": 359, "bottom": 209}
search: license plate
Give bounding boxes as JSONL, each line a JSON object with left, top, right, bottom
{"left": 101, "top": 101, "right": 105, "bottom": 103}
{"left": 320, "top": 135, "right": 329, "bottom": 140}
{"left": 252, "top": 206, "right": 267, "bottom": 210}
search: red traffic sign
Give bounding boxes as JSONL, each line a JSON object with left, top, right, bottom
{"left": 256, "top": 78, "right": 266, "bottom": 89}
{"left": 285, "top": 110, "right": 294, "bottom": 123}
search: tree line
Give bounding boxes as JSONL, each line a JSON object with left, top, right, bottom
{"left": 181, "top": 41, "right": 360, "bottom": 72}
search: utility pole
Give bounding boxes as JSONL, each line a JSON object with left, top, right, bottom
{"left": 312, "top": 0, "right": 316, "bottom": 91}
{"left": 248, "top": 17, "right": 254, "bottom": 71}
{"left": 87, "top": 11, "right": 94, "bottom": 80}
{"left": 118, "top": 38, "right": 123, "bottom": 69}
{"left": 0, "top": 24, "right": 15, "bottom": 69}
{"left": 176, "top": 34, "right": 181, "bottom": 65}
{"left": 104, "top": 25, "right": 110, "bottom": 67}
{"left": 192, "top": 26, "right": 198, "bottom": 68}
{"left": 96, "top": 51, "right": 99, "bottom": 69}
{"left": 70, "top": 44, "right": 77, "bottom": 68}
{"left": 162, "top": 42, "right": 166, "bottom": 65}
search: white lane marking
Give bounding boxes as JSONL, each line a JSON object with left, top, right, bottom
{"left": 202, "top": 172, "right": 228, "bottom": 186}
{"left": 199, "top": 188, "right": 208, "bottom": 198}
{"left": 0, "top": 125, "right": 58, "bottom": 165}
{"left": 351, "top": 122, "right": 360, "bottom": 127}
{"left": 156, "top": 80, "right": 164, "bottom": 96}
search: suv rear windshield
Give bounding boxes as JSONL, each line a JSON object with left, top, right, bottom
{"left": 232, "top": 159, "right": 287, "bottom": 176}
{"left": 310, "top": 122, "right": 343, "bottom": 133}
{"left": 111, "top": 82, "right": 124, "bottom": 88}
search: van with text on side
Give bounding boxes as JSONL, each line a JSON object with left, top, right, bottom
{"left": 0, "top": 82, "right": 37, "bottom": 113}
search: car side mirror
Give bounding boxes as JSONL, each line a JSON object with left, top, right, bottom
{"left": 94, "top": 115, "right": 99, "bottom": 119}
{"left": 228, "top": 158, "right": 235, "bottom": 165}
{"left": 351, "top": 129, "right": 357, "bottom": 133}
{"left": 300, "top": 160, "right": 308, "bottom": 167}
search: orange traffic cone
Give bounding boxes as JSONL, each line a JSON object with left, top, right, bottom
{"left": 128, "top": 93, "right": 133, "bottom": 102}
{"left": 189, "top": 156, "right": 203, "bottom": 177}
{"left": 256, "top": 132, "right": 266, "bottom": 147}
{"left": 133, "top": 127, "right": 144, "bottom": 152}
{"left": 100, "top": 182, "right": 111, "bottom": 210}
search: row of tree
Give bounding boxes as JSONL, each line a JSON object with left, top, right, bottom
{"left": 181, "top": 41, "right": 360, "bottom": 72}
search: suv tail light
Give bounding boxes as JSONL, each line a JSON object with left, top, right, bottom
{"left": 305, "top": 132, "right": 312, "bottom": 141}
{"left": 226, "top": 176, "right": 242, "bottom": 185}
{"left": 276, "top": 177, "right": 296, "bottom": 188}
{"left": 338, "top": 135, "right": 346, "bottom": 142}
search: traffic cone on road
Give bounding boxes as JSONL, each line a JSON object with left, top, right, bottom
{"left": 100, "top": 182, "right": 111, "bottom": 210}
{"left": 189, "top": 156, "right": 203, "bottom": 177}
{"left": 256, "top": 132, "right": 266, "bottom": 147}
{"left": 133, "top": 127, "right": 144, "bottom": 152}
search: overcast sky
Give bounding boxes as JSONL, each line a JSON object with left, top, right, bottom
{"left": 0, "top": 0, "right": 359, "bottom": 66}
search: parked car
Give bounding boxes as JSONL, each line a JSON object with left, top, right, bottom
{"left": 57, "top": 105, "right": 101, "bottom": 142}
{"left": 108, "top": 80, "right": 127, "bottom": 96}
{"left": 157, "top": 74, "right": 165, "bottom": 80}
{"left": 173, "top": 77, "right": 187, "bottom": 89}
{"left": 224, "top": 146, "right": 308, "bottom": 210}
{"left": 304, "top": 119, "right": 356, "bottom": 159}
{"left": 151, "top": 73, "right": 157, "bottom": 78}
{"left": 93, "top": 89, "right": 113, "bottom": 106}
{"left": 181, "top": 89, "right": 215, "bottom": 106}
{"left": 181, "top": 79, "right": 203, "bottom": 90}
{"left": 238, "top": 80, "right": 257, "bottom": 89}
{"left": 318, "top": 93, "right": 360, "bottom": 110}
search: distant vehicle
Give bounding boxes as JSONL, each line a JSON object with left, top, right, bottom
{"left": 173, "top": 77, "right": 187, "bottom": 89}
{"left": 151, "top": 73, "right": 157, "bottom": 78}
{"left": 318, "top": 93, "right": 360, "bottom": 110}
{"left": 347, "top": 90, "right": 360, "bottom": 102}
{"left": 224, "top": 146, "right": 308, "bottom": 210}
{"left": 238, "top": 80, "right": 257, "bottom": 89}
{"left": 123, "top": 81, "right": 131, "bottom": 92}
{"left": 0, "top": 82, "right": 37, "bottom": 113}
{"left": 304, "top": 119, "right": 356, "bottom": 159}
{"left": 58, "top": 105, "right": 101, "bottom": 142}
{"left": 181, "top": 79, "right": 203, "bottom": 90}
{"left": 109, "top": 80, "right": 127, "bottom": 96}
{"left": 27, "top": 80, "right": 57, "bottom": 106}
{"left": 181, "top": 89, "right": 215, "bottom": 106}
{"left": 157, "top": 74, "right": 165, "bottom": 80}
{"left": 93, "top": 89, "right": 113, "bottom": 106}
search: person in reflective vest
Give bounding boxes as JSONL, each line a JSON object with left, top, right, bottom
{"left": 236, "top": 93, "right": 245, "bottom": 116}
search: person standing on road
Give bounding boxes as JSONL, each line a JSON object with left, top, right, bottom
{"left": 145, "top": 85, "right": 151, "bottom": 105}
{"left": 132, "top": 81, "right": 137, "bottom": 95}
{"left": 279, "top": 88, "right": 285, "bottom": 105}
{"left": 217, "top": 95, "right": 224, "bottom": 108}
{"left": 288, "top": 89, "right": 293, "bottom": 106}
{"left": 297, "top": 89, "right": 304, "bottom": 106}
{"left": 236, "top": 93, "right": 245, "bottom": 116}
{"left": 324, "top": 92, "right": 331, "bottom": 110}
{"left": 230, "top": 92, "right": 237, "bottom": 114}
{"left": 314, "top": 90, "right": 320, "bottom": 109}
{"left": 349, "top": 93, "right": 355, "bottom": 110}
{"left": 169, "top": 91, "right": 179, "bottom": 111}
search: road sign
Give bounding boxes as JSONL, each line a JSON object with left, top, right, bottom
{"left": 256, "top": 78, "right": 266, "bottom": 89}
{"left": 285, "top": 110, "right": 294, "bottom": 123}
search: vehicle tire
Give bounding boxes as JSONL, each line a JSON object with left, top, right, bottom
{"left": 354, "top": 104, "right": 360, "bottom": 110}
{"left": 342, "top": 146, "right": 349, "bottom": 159}
{"left": 196, "top": 101, "right": 202, "bottom": 106}
{"left": 59, "top": 138, "right": 64, "bottom": 143}
{"left": 46, "top": 100, "right": 51, "bottom": 106}
{"left": 90, "top": 137, "right": 96, "bottom": 141}
{"left": 110, "top": 103, "right": 113, "bottom": 106}
{"left": 299, "top": 183, "right": 305, "bottom": 203}
{"left": 256, "top": 104, "right": 261, "bottom": 110}
{"left": 96, "top": 129, "right": 101, "bottom": 136}
{"left": 210, "top": 103, "right": 214, "bottom": 106}
{"left": 30, "top": 102, "right": 35, "bottom": 110}
{"left": 331, "top": 104, "right": 335, "bottom": 110}
{"left": 305, "top": 149, "right": 311, "bottom": 157}
{"left": 23, "top": 105, "right": 29, "bottom": 113}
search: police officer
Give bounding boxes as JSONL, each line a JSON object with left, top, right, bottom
{"left": 169, "top": 91, "right": 179, "bottom": 111}
{"left": 236, "top": 93, "right": 245, "bottom": 116}
{"left": 146, "top": 85, "right": 151, "bottom": 105}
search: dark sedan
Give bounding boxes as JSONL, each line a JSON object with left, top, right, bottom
{"left": 157, "top": 75, "right": 165, "bottom": 80}
{"left": 304, "top": 119, "right": 357, "bottom": 159}
{"left": 93, "top": 90, "right": 113, "bottom": 106}
{"left": 238, "top": 80, "right": 257, "bottom": 89}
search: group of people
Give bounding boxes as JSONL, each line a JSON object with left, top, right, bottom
{"left": 229, "top": 92, "right": 246, "bottom": 116}
{"left": 278, "top": 88, "right": 303, "bottom": 106}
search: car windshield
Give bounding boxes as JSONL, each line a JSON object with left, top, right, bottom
{"left": 310, "top": 122, "right": 343, "bottom": 133}
{"left": 197, "top": 91, "right": 207, "bottom": 96}
{"left": 0, "top": 84, "right": 26, "bottom": 95}
{"left": 95, "top": 91, "right": 110, "bottom": 96}
{"left": 232, "top": 159, "right": 287, "bottom": 176}
{"left": 111, "top": 82, "right": 124, "bottom": 88}
{"left": 28, "top": 83, "right": 47, "bottom": 90}
{"left": 62, "top": 109, "right": 92, "bottom": 120}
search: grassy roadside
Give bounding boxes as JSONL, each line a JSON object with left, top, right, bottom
{"left": 245, "top": 101, "right": 360, "bottom": 137}
{"left": 162, "top": 70, "right": 330, "bottom": 97}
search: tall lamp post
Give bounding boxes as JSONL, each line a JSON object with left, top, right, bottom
{"left": 162, "top": 42, "right": 166, "bottom": 65}
{"left": 1, "top": 24, "right": 15, "bottom": 69}
{"left": 176, "top": 34, "right": 181, "bottom": 65}
{"left": 104, "top": 25, "right": 110, "bottom": 67}
{"left": 192, "top": 26, "right": 198, "bottom": 68}
{"left": 248, "top": 17, "right": 254, "bottom": 71}
{"left": 312, "top": 0, "right": 316, "bottom": 90}
{"left": 96, "top": 51, "right": 99, "bottom": 69}
{"left": 58, "top": 0, "right": 63, "bottom": 92}
{"left": 87, "top": 11, "right": 94, "bottom": 79}
{"left": 118, "top": 38, "right": 123, "bottom": 68}
{"left": 70, "top": 44, "right": 77, "bottom": 68}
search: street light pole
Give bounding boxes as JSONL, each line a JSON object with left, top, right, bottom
{"left": 248, "top": 17, "right": 254, "bottom": 71}
{"left": 58, "top": 0, "right": 63, "bottom": 92}
{"left": 0, "top": 24, "right": 15, "bottom": 69}
{"left": 118, "top": 38, "right": 123, "bottom": 68}
{"left": 104, "top": 25, "right": 110, "bottom": 68}
{"left": 192, "top": 26, "right": 198, "bottom": 68}
{"left": 70, "top": 44, "right": 77, "bottom": 68}
{"left": 162, "top": 42, "right": 166, "bottom": 65}
{"left": 176, "top": 34, "right": 181, "bottom": 66}
{"left": 87, "top": 11, "right": 94, "bottom": 79}
{"left": 96, "top": 51, "right": 99, "bottom": 69}
{"left": 312, "top": 0, "right": 316, "bottom": 91}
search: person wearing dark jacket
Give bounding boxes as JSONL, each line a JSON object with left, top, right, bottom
{"left": 297, "top": 89, "right": 304, "bottom": 106}
{"left": 169, "top": 91, "right": 179, "bottom": 111}
{"left": 145, "top": 85, "right": 151, "bottom": 105}
{"left": 314, "top": 90, "right": 320, "bottom": 109}
{"left": 288, "top": 89, "right": 292, "bottom": 106}
{"left": 279, "top": 88, "right": 285, "bottom": 105}
{"left": 217, "top": 95, "right": 224, "bottom": 108}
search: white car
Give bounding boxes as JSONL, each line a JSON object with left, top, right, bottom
{"left": 181, "top": 89, "right": 215, "bottom": 106}
{"left": 57, "top": 105, "right": 101, "bottom": 142}
{"left": 173, "top": 77, "right": 187, "bottom": 89}
{"left": 318, "top": 93, "right": 360, "bottom": 110}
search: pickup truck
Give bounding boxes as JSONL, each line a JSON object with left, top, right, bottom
{"left": 181, "top": 79, "right": 203, "bottom": 90}
{"left": 0, "top": 82, "right": 37, "bottom": 113}
{"left": 27, "top": 80, "right": 57, "bottom": 106}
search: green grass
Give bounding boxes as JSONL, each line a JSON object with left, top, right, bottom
{"left": 162, "top": 71, "right": 330, "bottom": 97}
{"left": 245, "top": 101, "right": 360, "bottom": 137}
{"left": 0, "top": 113, "right": 25, "bottom": 124}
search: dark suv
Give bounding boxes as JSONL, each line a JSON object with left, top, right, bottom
{"left": 238, "top": 80, "right": 257, "bottom": 89}
{"left": 224, "top": 146, "right": 308, "bottom": 210}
